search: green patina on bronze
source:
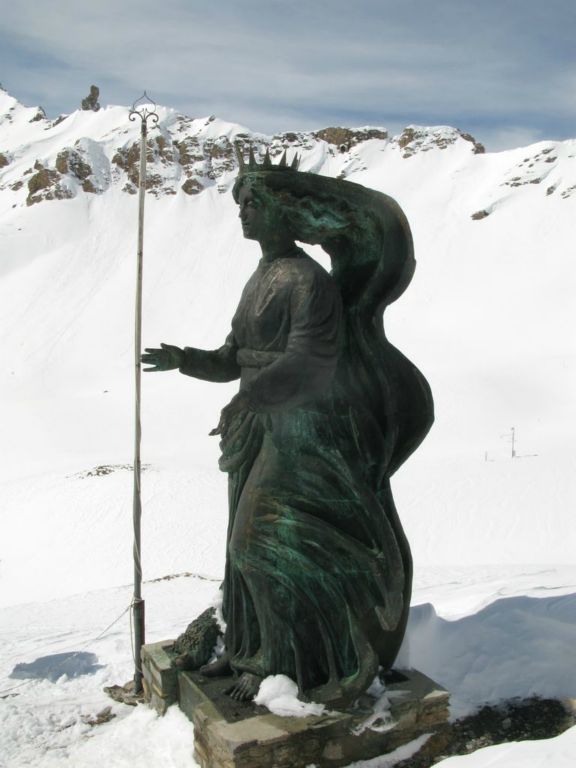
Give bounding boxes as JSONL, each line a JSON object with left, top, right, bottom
{"left": 142, "top": 155, "right": 433, "bottom": 706}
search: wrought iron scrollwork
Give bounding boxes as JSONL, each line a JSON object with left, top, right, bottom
{"left": 129, "top": 91, "right": 159, "bottom": 128}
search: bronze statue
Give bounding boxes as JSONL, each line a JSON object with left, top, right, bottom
{"left": 142, "top": 150, "right": 433, "bottom": 706}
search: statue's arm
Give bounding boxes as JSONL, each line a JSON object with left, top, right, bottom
{"left": 142, "top": 332, "right": 240, "bottom": 382}
{"left": 179, "top": 332, "right": 241, "bottom": 382}
{"left": 245, "top": 270, "right": 342, "bottom": 411}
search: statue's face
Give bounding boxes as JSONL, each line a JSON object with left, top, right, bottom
{"left": 238, "top": 185, "right": 267, "bottom": 241}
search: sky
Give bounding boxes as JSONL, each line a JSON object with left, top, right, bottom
{"left": 0, "top": 0, "right": 575, "bottom": 151}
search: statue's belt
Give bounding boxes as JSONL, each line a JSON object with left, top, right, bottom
{"left": 236, "top": 348, "right": 283, "bottom": 368}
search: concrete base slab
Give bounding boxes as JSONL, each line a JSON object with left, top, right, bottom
{"left": 141, "top": 640, "right": 450, "bottom": 768}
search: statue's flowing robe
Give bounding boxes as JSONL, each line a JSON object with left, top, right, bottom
{"left": 180, "top": 245, "right": 422, "bottom": 703}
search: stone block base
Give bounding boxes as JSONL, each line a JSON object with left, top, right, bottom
{"left": 141, "top": 640, "right": 449, "bottom": 768}
{"left": 141, "top": 640, "right": 178, "bottom": 715}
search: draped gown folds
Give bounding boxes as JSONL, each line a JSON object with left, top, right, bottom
{"left": 179, "top": 176, "right": 434, "bottom": 705}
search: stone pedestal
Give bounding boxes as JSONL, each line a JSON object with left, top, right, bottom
{"left": 141, "top": 640, "right": 178, "bottom": 714}
{"left": 141, "top": 640, "right": 449, "bottom": 768}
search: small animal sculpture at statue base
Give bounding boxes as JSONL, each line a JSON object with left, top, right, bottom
{"left": 171, "top": 607, "right": 221, "bottom": 671}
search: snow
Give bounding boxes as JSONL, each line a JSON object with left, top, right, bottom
{"left": 254, "top": 675, "right": 326, "bottom": 718}
{"left": 344, "top": 734, "right": 433, "bottom": 767}
{"left": 0, "top": 87, "right": 575, "bottom": 766}
{"left": 2, "top": 567, "right": 575, "bottom": 767}
{"left": 353, "top": 682, "right": 393, "bottom": 735}
{"left": 1, "top": 698, "right": 196, "bottom": 768}
{"left": 401, "top": 589, "right": 576, "bottom": 718}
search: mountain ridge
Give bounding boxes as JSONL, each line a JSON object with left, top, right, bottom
{"left": 1, "top": 85, "right": 491, "bottom": 207}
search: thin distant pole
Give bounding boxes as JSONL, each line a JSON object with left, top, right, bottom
{"left": 128, "top": 92, "right": 158, "bottom": 694}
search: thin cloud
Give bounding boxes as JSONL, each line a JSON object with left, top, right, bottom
{"left": 1, "top": 0, "right": 575, "bottom": 149}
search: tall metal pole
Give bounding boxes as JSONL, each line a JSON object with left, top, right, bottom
{"left": 129, "top": 93, "right": 158, "bottom": 693}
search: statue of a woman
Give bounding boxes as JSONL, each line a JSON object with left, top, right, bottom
{"left": 142, "top": 151, "right": 433, "bottom": 706}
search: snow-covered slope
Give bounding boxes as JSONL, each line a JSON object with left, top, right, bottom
{"left": 1, "top": 85, "right": 575, "bottom": 768}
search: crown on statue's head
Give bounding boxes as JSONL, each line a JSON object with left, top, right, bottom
{"left": 235, "top": 144, "right": 300, "bottom": 173}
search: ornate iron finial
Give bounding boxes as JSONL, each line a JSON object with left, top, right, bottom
{"left": 129, "top": 91, "right": 159, "bottom": 127}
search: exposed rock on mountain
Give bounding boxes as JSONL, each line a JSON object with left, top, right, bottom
{"left": 314, "top": 126, "right": 389, "bottom": 150}
{"left": 56, "top": 148, "right": 93, "bottom": 189}
{"left": 27, "top": 161, "right": 71, "bottom": 206}
{"left": 81, "top": 85, "right": 101, "bottom": 112}
{"left": 395, "top": 125, "right": 485, "bottom": 157}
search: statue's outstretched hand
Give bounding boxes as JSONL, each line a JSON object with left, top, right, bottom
{"left": 142, "top": 343, "right": 184, "bottom": 372}
{"left": 209, "top": 391, "right": 250, "bottom": 438}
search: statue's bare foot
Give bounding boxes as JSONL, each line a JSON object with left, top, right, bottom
{"left": 199, "top": 654, "right": 232, "bottom": 678}
{"left": 225, "top": 672, "right": 263, "bottom": 701}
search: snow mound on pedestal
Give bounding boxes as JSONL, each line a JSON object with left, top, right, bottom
{"left": 254, "top": 674, "right": 325, "bottom": 717}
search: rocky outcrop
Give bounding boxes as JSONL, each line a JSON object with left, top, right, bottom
{"left": 26, "top": 161, "right": 72, "bottom": 206}
{"left": 81, "top": 86, "right": 100, "bottom": 112}
{"left": 205, "top": 136, "right": 236, "bottom": 177}
{"left": 24, "top": 139, "right": 112, "bottom": 203}
{"left": 53, "top": 140, "right": 110, "bottom": 195}
{"left": 181, "top": 178, "right": 203, "bottom": 195}
{"left": 315, "top": 126, "right": 389, "bottom": 150}
{"left": 173, "top": 134, "right": 236, "bottom": 194}
{"left": 395, "top": 126, "right": 485, "bottom": 158}
{"left": 29, "top": 109, "right": 46, "bottom": 123}
{"left": 56, "top": 149, "right": 93, "bottom": 189}
{"left": 173, "top": 137, "right": 202, "bottom": 168}
{"left": 111, "top": 142, "right": 141, "bottom": 189}
{"left": 112, "top": 134, "right": 180, "bottom": 196}
{"left": 460, "top": 132, "right": 485, "bottom": 154}
{"left": 501, "top": 147, "right": 556, "bottom": 189}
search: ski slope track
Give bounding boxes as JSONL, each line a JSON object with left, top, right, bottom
{"left": 0, "top": 86, "right": 575, "bottom": 767}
